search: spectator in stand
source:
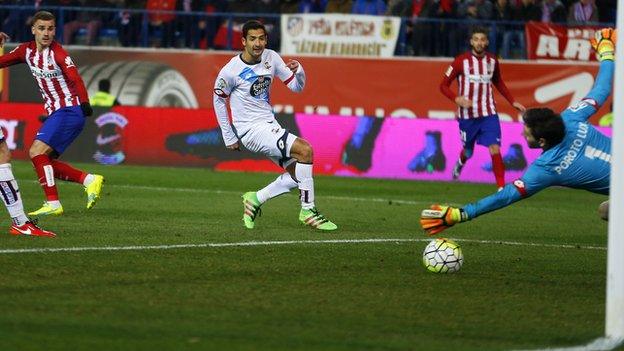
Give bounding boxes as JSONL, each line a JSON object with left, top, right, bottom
{"left": 458, "top": 0, "right": 494, "bottom": 20}
{"left": 280, "top": 0, "right": 300, "bottom": 13}
{"left": 299, "top": 0, "right": 326, "bottom": 12}
{"left": 386, "top": 0, "right": 412, "bottom": 17}
{"left": 433, "top": 0, "right": 457, "bottom": 56}
{"left": 146, "top": 0, "right": 177, "bottom": 48}
{"left": 411, "top": 0, "right": 435, "bottom": 56}
{"left": 351, "top": 0, "right": 387, "bottom": 15}
{"left": 494, "top": 0, "right": 518, "bottom": 58}
{"left": 63, "top": 0, "right": 111, "bottom": 45}
{"left": 117, "top": 0, "right": 145, "bottom": 47}
{"left": 567, "top": 0, "right": 598, "bottom": 25}
{"left": 506, "top": 0, "right": 541, "bottom": 58}
{"left": 541, "top": 0, "right": 567, "bottom": 23}
{"left": 325, "top": 0, "right": 352, "bottom": 13}
{"left": 515, "top": 0, "right": 542, "bottom": 21}
{"left": 596, "top": 0, "right": 615, "bottom": 23}
{"left": 177, "top": 0, "right": 201, "bottom": 48}
{"left": 195, "top": 0, "right": 228, "bottom": 49}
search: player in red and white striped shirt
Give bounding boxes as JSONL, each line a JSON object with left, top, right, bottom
{"left": 0, "top": 11, "right": 104, "bottom": 219}
{"left": 440, "top": 26, "right": 525, "bottom": 189}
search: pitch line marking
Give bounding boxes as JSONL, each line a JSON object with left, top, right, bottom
{"left": 0, "top": 237, "right": 606, "bottom": 255}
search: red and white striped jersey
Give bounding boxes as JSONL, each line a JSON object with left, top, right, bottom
{"left": 0, "top": 41, "right": 88, "bottom": 115}
{"left": 440, "top": 51, "right": 516, "bottom": 119}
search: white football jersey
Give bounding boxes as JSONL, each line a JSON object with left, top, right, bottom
{"left": 213, "top": 49, "right": 305, "bottom": 146}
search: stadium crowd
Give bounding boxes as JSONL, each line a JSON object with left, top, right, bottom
{"left": 0, "top": 0, "right": 616, "bottom": 58}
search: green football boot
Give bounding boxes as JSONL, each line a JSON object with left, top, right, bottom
{"left": 299, "top": 207, "right": 338, "bottom": 231}
{"left": 242, "top": 192, "right": 262, "bottom": 229}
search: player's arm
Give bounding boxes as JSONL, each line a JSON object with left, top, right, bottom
{"left": 0, "top": 43, "right": 26, "bottom": 69}
{"left": 213, "top": 74, "right": 239, "bottom": 149}
{"left": 421, "top": 164, "right": 554, "bottom": 235}
{"left": 565, "top": 29, "right": 616, "bottom": 122}
{"left": 440, "top": 58, "right": 471, "bottom": 108}
{"left": 54, "top": 45, "right": 91, "bottom": 115}
{"left": 276, "top": 53, "right": 305, "bottom": 93}
{"left": 492, "top": 60, "right": 525, "bottom": 112}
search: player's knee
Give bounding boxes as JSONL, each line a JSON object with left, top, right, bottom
{"left": 598, "top": 200, "right": 609, "bottom": 221}
{"left": 293, "top": 139, "right": 313, "bottom": 163}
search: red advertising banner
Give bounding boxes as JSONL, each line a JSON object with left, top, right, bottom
{"left": 525, "top": 21, "right": 600, "bottom": 61}
{"left": 2, "top": 47, "right": 611, "bottom": 126}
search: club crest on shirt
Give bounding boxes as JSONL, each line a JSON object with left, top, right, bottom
{"left": 264, "top": 61, "right": 271, "bottom": 70}
{"left": 250, "top": 75, "right": 272, "bottom": 98}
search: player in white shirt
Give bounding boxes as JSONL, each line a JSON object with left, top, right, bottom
{"left": 213, "top": 20, "right": 337, "bottom": 231}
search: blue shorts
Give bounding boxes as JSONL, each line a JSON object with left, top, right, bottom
{"left": 458, "top": 114, "right": 501, "bottom": 149}
{"left": 36, "top": 106, "right": 85, "bottom": 154}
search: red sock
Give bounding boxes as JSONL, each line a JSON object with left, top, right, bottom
{"left": 492, "top": 153, "right": 505, "bottom": 188}
{"left": 51, "top": 159, "right": 87, "bottom": 183}
{"left": 459, "top": 150, "right": 468, "bottom": 164}
{"left": 31, "top": 154, "right": 58, "bottom": 201}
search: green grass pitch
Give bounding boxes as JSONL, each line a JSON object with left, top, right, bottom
{"left": 0, "top": 160, "right": 610, "bottom": 351}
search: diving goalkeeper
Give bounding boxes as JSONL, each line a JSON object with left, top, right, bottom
{"left": 421, "top": 28, "right": 616, "bottom": 235}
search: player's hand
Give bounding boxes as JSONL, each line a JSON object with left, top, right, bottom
{"left": 454, "top": 96, "right": 472, "bottom": 108}
{"left": 0, "top": 32, "right": 9, "bottom": 48}
{"left": 590, "top": 28, "right": 616, "bottom": 61}
{"left": 420, "top": 205, "right": 468, "bottom": 236}
{"left": 226, "top": 142, "right": 240, "bottom": 151}
{"left": 512, "top": 102, "right": 526, "bottom": 112}
{"left": 286, "top": 60, "right": 300, "bottom": 74}
{"left": 80, "top": 102, "right": 93, "bottom": 117}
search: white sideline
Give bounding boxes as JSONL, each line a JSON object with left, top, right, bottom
{"left": 516, "top": 336, "right": 624, "bottom": 351}
{"left": 0, "top": 237, "right": 606, "bottom": 255}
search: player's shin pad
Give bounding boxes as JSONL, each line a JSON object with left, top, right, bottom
{"left": 590, "top": 28, "right": 617, "bottom": 61}
{"left": 420, "top": 205, "right": 467, "bottom": 235}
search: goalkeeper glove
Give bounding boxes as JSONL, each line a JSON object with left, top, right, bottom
{"left": 590, "top": 28, "right": 617, "bottom": 62}
{"left": 420, "top": 205, "right": 468, "bottom": 236}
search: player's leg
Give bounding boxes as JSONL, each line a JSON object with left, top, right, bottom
{"left": 29, "top": 107, "right": 104, "bottom": 216}
{"left": 50, "top": 158, "right": 104, "bottom": 210}
{"left": 479, "top": 115, "right": 505, "bottom": 189}
{"left": 242, "top": 170, "right": 298, "bottom": 229}
{"left": 289, "top": 138, "right": 337, "bottom": 231}
{"left": 0, "top": 142, "right": 56, "bottom": 237}
{"left": 453, "top": 120, "right": 477, "bottom": 180}
{"left": 29, "top": 139, "right": 63, "bottom": 216}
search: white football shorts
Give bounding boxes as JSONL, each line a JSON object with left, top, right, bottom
{"left": 239, "top": 121, "right": 297, "bottom": 168}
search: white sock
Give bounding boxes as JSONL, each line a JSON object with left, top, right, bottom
{"left": 295, "top": 162, "right": 315, "bottom": 210}
{"left": 257, "top": 173, "right": 298, "bottom": 204}
{"left": 83, "top": 174, "right": 95, "bottom": 186}
{"left": 0, "top": 164, "right": 28, "bottom": 226}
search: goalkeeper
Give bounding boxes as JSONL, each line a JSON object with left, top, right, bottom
{"left": 421, "top": 28, "right": 616, "bottom": 235}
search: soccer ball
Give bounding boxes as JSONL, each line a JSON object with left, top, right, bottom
{"left": 422, "top": 238, "right": 464, "bottom": 273}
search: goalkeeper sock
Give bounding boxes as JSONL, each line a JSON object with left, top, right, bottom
{"left": 295, "top": 162, "right": 315, "bottom": 210}
{"left": 257, "top": 173, "right": 298, "bottom": 204}
{"left": 491, "top": 153, "right": 505, "bottom": 188}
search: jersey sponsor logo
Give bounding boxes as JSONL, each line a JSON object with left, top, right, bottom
{"left": 513, "top": 179, "right": 527, "bottom": 197}
{"left": 250, "top": 76, "right": 272, "bottom": 98}
{"left": 29, "top": 67, "right": 61, "bottom": 79}
{"left": 65, "top": 56, "right": 75, "bottom": 68}
{"left": 554, "top": 122, "right": 588, "bottom": 174}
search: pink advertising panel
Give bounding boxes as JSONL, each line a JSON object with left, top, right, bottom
{"left": 295, "top": 114, "right": 612, "bottom": 184}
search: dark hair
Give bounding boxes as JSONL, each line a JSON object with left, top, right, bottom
{"left": 98, "top": 79, "right": 111, "bottom": 92}
{"left": 242, "top": 20, "right": 267, "bottom": 39}
{"left": 523, "top": 108, "right": 566, "bottom": 148}
{"left": 31, "top": 11, "right": 55, "bottom": 26}
{"left": 470, "top": 26, "right": 489, "bottom": 38}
